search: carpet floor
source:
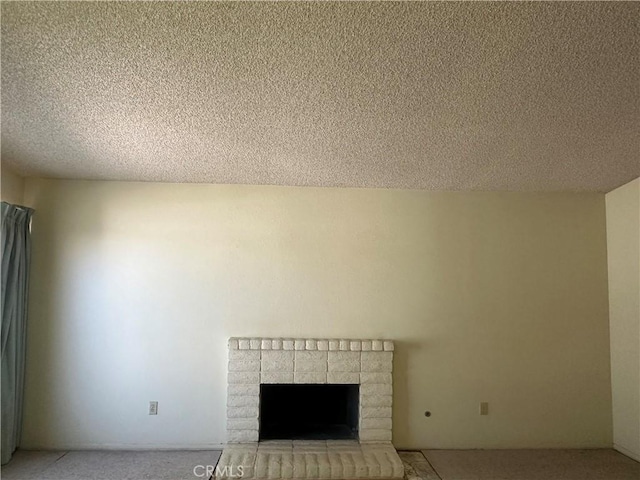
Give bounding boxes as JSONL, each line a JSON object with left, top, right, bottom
{"left": 421, "top": 449, "right": 640, "bottom": 480}
{"left": 1, "top": 448, "right": 638, "bottom": 480}
{"left": 0, "top": 450, "right": 222, "bottom": 480}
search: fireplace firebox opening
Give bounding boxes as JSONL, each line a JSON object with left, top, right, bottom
{"left": 259, "top": 384, "right": 359, "bottom": 440}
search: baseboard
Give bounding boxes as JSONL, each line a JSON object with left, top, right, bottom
{"left": 20, "top": 443, "right": 226, "bottom": 451}
{"left": 613, "top": 444, "right": 640, "bottom": 462}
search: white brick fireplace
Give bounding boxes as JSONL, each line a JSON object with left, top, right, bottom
{"left": 226, "top": 338, "right": 395, "bottom": 444}
{"left": 218, "top": 338, "right": 403, "bottom": 480}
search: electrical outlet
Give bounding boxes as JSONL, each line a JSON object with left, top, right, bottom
{"left": 480, "top": 402, "right": 489, "bottom": 415}
{"left": 149, "top": 401, "right": 158, "bottom": 415}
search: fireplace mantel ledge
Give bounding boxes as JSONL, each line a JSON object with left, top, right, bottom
{"left": 229, "top": 337, "right": 394, "bottom": 352}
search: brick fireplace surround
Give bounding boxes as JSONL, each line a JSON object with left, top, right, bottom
{"left": 227, "top": 337, "right": 394, "bottom": 444}
{"left": 216, "top": 338, "right": 404, "bottom": 480}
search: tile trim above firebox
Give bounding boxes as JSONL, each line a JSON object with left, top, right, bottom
{"left": 229, "top": 338, "right": 395, "bottom": 352}
{"left": 226, "top": 338, "right": 394, "bottom": 444}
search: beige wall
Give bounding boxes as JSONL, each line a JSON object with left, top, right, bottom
{"left": 606, "top": 177, "right": 640, "bottom": 461}
{"left": 1, "top": 167, "right": 25, "bottom": 204}
{"left": 21, "top": 178, "right": 612, "bottom": 449}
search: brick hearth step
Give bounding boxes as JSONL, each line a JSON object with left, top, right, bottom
{"left": 215, "top": 440, "right": 404, "bottom": 480}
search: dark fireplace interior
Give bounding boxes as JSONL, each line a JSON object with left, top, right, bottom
{"left": 259, "top": 384, "right": 359, "bottom": 440}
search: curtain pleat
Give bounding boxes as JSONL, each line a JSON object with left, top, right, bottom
{"left": 1, "top": 201, "right": 33, "bottom": 465}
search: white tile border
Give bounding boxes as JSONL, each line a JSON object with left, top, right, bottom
{"left": 227, "top": 338, "right": 394, "bottom": 444}
{"left": 230, "top": 337, "right": 394, "bottom": 352}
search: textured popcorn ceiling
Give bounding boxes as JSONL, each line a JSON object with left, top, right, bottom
{"left": 1, "top": 2, "right": 638, "bottom": 191}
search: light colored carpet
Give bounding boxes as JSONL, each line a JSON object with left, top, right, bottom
{"left": 1, "top": 450, "right": 222, "bottom": 480}
{"left": 0, "top": 450, "right": 66, "bottom": 479}
{"left": 422, "top": 449, "right": 640, "bottom": 480}
{"left": 3, "top": 448, "right": 639, "bottom": 480}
